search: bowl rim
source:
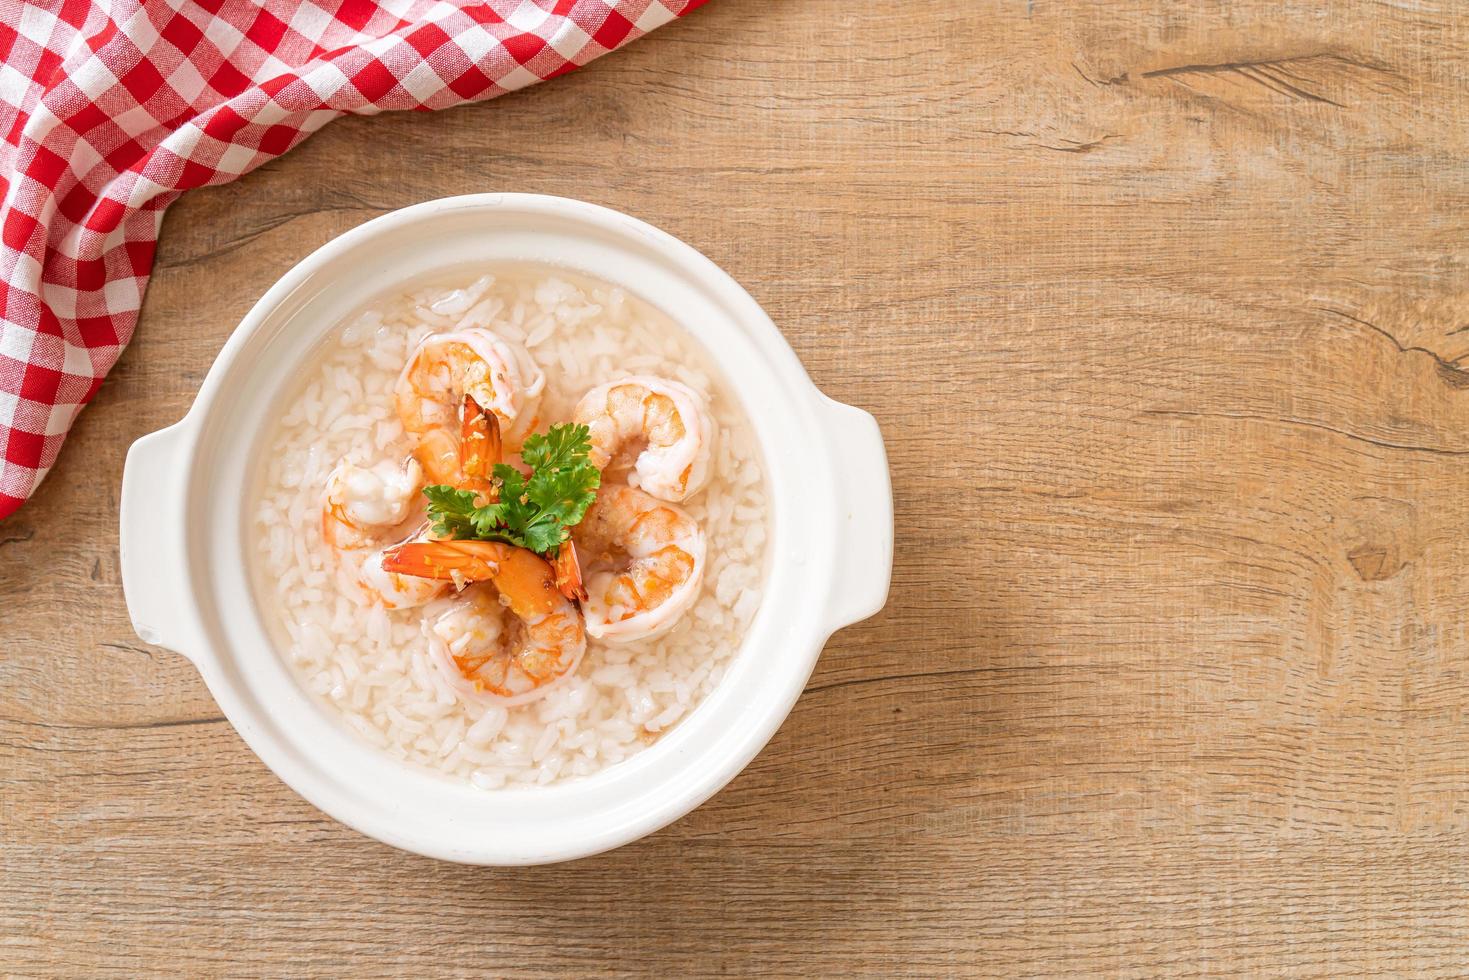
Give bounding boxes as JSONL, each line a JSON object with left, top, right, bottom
{"left": 120, "top": 193, "right": 892, "bottom": 864}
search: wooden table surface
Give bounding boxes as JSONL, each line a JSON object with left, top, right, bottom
{"left": 6, "top": 0, "right": 1469, "bottom": 975}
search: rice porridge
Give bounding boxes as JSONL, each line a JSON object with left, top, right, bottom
{"left": 250, "top": 265, "right": 768, "bottom": 789}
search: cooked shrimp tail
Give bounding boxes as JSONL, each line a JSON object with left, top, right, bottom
{"left": 458, "top": 394, "right": 500, "bottom": 497}
{"left": 552, "top": 538, "right": 587, "bottom": 603}
{"left": 383, "top": 539, "right": 514, "bottom": 583}
{"left": 412, "top": 392, "right": 503, "bottom": 492}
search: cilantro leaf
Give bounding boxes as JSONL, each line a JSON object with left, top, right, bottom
{"left": 422, "top": 485, "right": 481, "bottom": 540}
{"left": 527, "top": 454, "right": 601, "bottom": 526}
{"left": 468, "top": 499, "right": 508, "bottom": 538}
{"left": 520, "top": 423, "right": 592, "bottom": 473}
{"left": 489, "top": 463, "right": 537, "bottom": 535}
{"left": 521, "top": 516, "right": 567, "bottom": 555}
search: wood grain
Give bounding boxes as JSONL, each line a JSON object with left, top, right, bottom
{"left": 5, "top": 0, "right": 1469, "bottom": 974}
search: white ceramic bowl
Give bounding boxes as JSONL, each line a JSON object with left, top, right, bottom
{"left": 119, "top": 193, "right": 892, "bottom": 864}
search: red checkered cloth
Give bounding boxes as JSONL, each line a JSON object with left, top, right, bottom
{"left": 0, "top": 0, "right": 705, "bottom": 520}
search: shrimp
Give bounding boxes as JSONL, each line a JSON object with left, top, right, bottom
{"left": 572, "top": 484, "right": 706, "bottom": 642}
{"left": 396, "top": 329, "right": 545, "bottom": 482}
{"left": 572, "top": 375, "right": 714, "bottom": 502}
{"left": 382, "top": 540, "right": 587, "bottom": 704}
{"left": 321, "top": 458, "right": 447, "bottom": 609}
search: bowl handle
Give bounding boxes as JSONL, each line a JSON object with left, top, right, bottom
{"left": 120, "top": 422, "right": 208, "bottom": 665}
{"left": 816, "top": 394, "right": 894, "bottom": 630}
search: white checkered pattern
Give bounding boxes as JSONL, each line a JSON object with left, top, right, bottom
{"left": 0, "top": 0, "right": 703, "bottom": 518}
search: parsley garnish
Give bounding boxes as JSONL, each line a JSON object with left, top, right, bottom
{"left": 423, "top": 423, "right": 601, "bottom": 555}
